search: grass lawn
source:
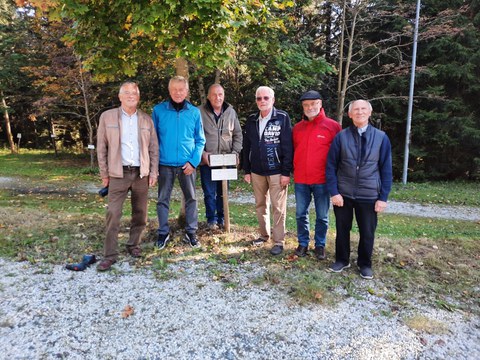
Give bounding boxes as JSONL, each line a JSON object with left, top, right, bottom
{"left": 1, "top": 149, "right": 479, "bottom": 314}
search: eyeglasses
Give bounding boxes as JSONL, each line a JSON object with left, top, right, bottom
{"left": 256, "top": 96, "right": 270, "bottom": 101}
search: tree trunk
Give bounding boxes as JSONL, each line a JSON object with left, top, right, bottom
{"left": 336, "top": 0, "right": 347, "bottom": 124}
{"left": 198, "top": 76, "right": 206, "bottom": 105}
{"left": 48, "top": 118, "right": 58, "bottom": 156}
{"left": 1, "top": 91, "right": 16, "bottom": 154}
{"left": 336, "top": 1, "right": 359, "bottom": 123}
{"left": 175, "top": 57, "right": 189, "bottom": 79}
{"left": 78, "top": 61, "right": 95, "bottom": 169}
{"left": 214, "top": 69, "right": 221, "bottom": 84}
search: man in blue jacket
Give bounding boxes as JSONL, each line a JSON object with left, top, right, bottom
{"left": 152, "top": 76, "right": 206, "bottom": 249}
{"left": 243, "top": 86, "right": 293, "bottom": 256}
{"left": 326, "top": 99, "right": 392, "bottom": 279}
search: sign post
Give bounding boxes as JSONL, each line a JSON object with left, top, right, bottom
{"left": 209, "top": 154, "right": 238, "bottom": 233}
{"left": 16, "top": 133, "right": 22, "bottom": 152}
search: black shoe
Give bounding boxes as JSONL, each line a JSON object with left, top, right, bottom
{"left": 252, "top": 237, "right": 267, "bottom": 246}
{"left": 358, "top": 266, "right": 374, "bottom": 280}
{"left": 270, "top": 245, "right": 284, "bottom": 256}
{"left": 156, "top": 234, "right": 170, "bottom": 250}
{"left": 294, "top": 245, "right": 308, "bottom": 257}
{"left": 184, "top": 232, "right": 200, "bottom": 248}
{"left": 327, "top": 261, "right": 351, "bottom": 273}
{"left": 314, "top": 246, "right": 326, "bottom": 260}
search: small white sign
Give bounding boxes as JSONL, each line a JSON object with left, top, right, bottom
{"left": 209, "top": 153, "right": 237, "bottom": 167}
{"left": 17, "top": 133, "right": 22, "bottom": 139}
{"left": 87, "top": 144, "right": 95, "bottom": 150}
{"left": 51, "top": 134, "right": 56, "bottom": 138}
{"left": 212, "top": 168, "right": 238, "bottom": 181}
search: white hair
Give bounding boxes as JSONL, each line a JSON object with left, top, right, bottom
{"left": 348, "top": 100, "right": 372, "bottom": 112}
{"left": 119, "top": 81, "right": 140, "bottom": 96}
{"left": 255, "top": 86, "right": 274, "bottom": 98}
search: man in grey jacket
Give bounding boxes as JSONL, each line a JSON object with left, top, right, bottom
{"left": 199, "top": 84, "right": 242, "bottom": 229}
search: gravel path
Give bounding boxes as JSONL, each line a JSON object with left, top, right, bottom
{"left": 1, "top": 176, "right": 479, "bottom": 358}
{"left": 1, "top": 258, "right": 479, "bottom": 359}
{"left": 232, "top": 193, "right": 480, "bottom": 222}
{"left": 1, "top": 177, "right": 479, "bottom": 221}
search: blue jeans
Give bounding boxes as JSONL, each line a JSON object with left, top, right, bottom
{"left": 157, "top": 165, "right": 198, "bottom": 235}
{"left": 295, "top": 183, "right": 330, "bottom": 248}
{"left": 199, "top": 165, "right": 224, "bottom": 225}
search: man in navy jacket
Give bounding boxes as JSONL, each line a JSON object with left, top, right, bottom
{"left": 243, "top": 86, "right": 293, "bottom": 255}
{"left": 326, "top": 100, "right": 392, "bottom": 279}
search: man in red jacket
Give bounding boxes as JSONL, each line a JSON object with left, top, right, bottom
{"left": 292, "top": 91, "right": 341, "bottom": 259}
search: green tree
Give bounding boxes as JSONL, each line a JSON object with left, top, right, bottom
{"left": 0, "top": 1, "right": 36, "bottom": 152}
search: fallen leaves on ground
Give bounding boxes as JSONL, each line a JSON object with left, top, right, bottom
{"left": 121, "top": 305, "right": 134, "bottom": 318}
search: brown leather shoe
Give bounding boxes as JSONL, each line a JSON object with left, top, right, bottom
{"left": 314, "top": 246, "right": 326, "bottom": 260}
{"left": 96, "top": 259, "right": 116, "bottom": 271}
{"left": 127, "top": 247, "right": 141, "bottom": 258}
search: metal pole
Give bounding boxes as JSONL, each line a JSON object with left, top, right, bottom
{"left": 402, "top": 0, "right": 421, "bottom": 185}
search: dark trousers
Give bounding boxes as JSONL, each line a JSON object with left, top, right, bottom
{"left": 199, "top": 165, "right": 224, "bottom": 225}
{"left": 333, "top": 197, "right": 377, "bottom": 267}
{"left": 157, "top": 165, "right": 198, "bottom": 235}
{"left": 105, "top": 169, "right": 149, "bottom": 261}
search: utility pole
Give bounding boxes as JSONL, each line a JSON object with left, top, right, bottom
{"left": 402, "top": 0, "right": 421, "bottom": 184}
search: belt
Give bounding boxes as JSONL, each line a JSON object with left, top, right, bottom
{"left": 123, "top": 165, "right": 140, "bottom": 170}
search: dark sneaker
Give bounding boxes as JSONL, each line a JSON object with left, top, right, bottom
{"left": 82, "top": 254, "right": 97, "bottom": 265}
{"left": 156, "top": 234, "right": 170, "bottom": 250}
{"left": 96, "top": 259, "right": 116, "bottom": 272}
{"left": 252, "top": 237, "right": 267, "bottom": 246}
{"left": 327, "top": 261, "right": 351, "bottom": 273}
{"left": 294, "top": 245, "right": 309, "bottom": 257}
{"left": 314, "top": 246, "right": 326, "bottom": 260}
{"left": 184, "top": 232, "right": 200, "bottom": 248}
{"left": 359, "top": 266, "right": 374, "bottom": 280}
{"left": 270, "top": 245, "right": 284, "bottom": 256}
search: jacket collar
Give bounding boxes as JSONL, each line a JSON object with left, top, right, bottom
{"left": 302, "top": 108, "right": 327, "bottom": 122}
{"left": 206, "top": 99, "right": 230, "bottom": 114}
{"left": 251, "top": 107, "right": 278, "bottom": 122}
{"left": 166, "top": 99, "right": 193, "bottom": 111}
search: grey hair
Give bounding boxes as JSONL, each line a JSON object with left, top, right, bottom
{"left": 208, "top": 83, "right": 224, "bottom": 94}
{"left": 255, "top": 86, "right": 274, "bottom": 98}
{"left": 169, "top": 75, "right": 189, "bottom": 90}
{"left": 348, "top": 100, "right": 372, "bottom": 112}
{"left": 119, "top": 81, "right": 140, "bottom": 96}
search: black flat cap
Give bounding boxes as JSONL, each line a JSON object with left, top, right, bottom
{"left": 300, "top": 90, "right": 322, "bottom": 101}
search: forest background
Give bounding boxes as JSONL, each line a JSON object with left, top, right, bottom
{"left": 1, "top": 0, "right": 479, "bottom": 182}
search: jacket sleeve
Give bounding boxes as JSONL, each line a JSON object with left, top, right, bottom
{"left": 148, "top": 117, "right": 159, "bottom": 178}
{"left": 378, "top": 134, "right": 393, "bottom": 202}
{"left": 231, "top": 109, "right": 243, "bottom": 155}
{"left": 151, "top": 106, "right": 161, "bottom": 159}
{"left": 280, "top": 113, "right": 293, "bottom": 176}
{"left": 326, "top": 134, "right": 341, "bottom": 196}
{"left": 242, "top": 120, "right": 252, "bottom": 174}
{"left": 96, "top": 112, "right": 108, "bottom": 179}
{"left": 188, "top": 109, "right": 206, "bottom": 167}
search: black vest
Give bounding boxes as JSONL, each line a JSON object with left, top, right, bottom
{"left": 337, "top": 126, "right": 385, "bottom": 200}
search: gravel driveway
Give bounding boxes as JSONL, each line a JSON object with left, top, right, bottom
{"left": 1, "top": 177, "right": 479, "bottom": 359}
{"left": 1, "top": 258, "right": 479, "bottom": 359}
